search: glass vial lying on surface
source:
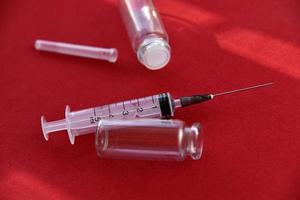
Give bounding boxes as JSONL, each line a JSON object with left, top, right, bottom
{"left": 96, "top": 119, "right": 203, "bottom": 161}
{"left": 119, "top": 0, "right": 170, "bottom": 70}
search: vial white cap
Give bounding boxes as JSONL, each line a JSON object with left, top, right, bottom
{"left": 137, "top": 38, "right": 170, "bottom": 70}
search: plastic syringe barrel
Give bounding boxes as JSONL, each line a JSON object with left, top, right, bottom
{"left": 41, "top": 93, "right": 175, "bottom": 144}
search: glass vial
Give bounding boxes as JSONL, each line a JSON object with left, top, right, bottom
{"left": 119, "top": 0, "right": 171, "bottom": 70}
{"left": 95, "top": 119, "right": 203, "bottom": 161}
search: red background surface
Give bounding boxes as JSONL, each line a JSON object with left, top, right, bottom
{"left": 1, "top": 0, "right": 299, "bottom": 199}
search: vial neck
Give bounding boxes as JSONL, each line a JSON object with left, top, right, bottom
{"left": 136, "top": 34, "right": 168, "bottom": 51}
{"left": 136, "top": 35, "right": 170, "bottom": 70}
{"left": 184, "top": 123, "right": 203, "bottom": 160}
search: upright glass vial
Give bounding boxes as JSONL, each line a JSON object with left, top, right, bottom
{"left": 119, "top": 0, "right": 171, "bottom": 70}
{"left": 96, "top": 119, "right": 203, "bottom": 161}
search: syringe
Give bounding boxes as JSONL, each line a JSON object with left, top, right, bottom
{"left": 41, "top": 82, "right": 273, "bottom": 144}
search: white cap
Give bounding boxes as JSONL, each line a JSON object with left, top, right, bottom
{"left": 137, "top": 38, "right": 170, "bottom": 70}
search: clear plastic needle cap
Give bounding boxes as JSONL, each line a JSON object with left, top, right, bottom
{"left": 35, "top": 39, "right": 118, "bottom": 63}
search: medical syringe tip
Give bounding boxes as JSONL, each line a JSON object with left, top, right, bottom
{"left": 212, "top": 82, "right": 274, "bottom": 97}
{"left": 180, "top": 94, "right": 213, "bottom": 107}
{"left": 177, "top": 82, "right": 274, "bottom": 108}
